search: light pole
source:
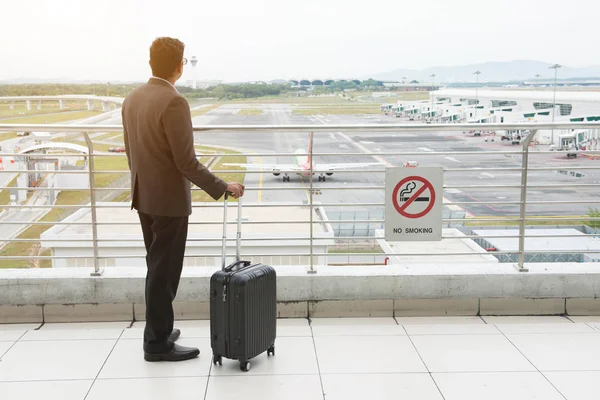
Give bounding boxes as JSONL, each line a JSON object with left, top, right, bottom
{"left": 535, "top": 73, "right": 540, "bottom": 87}
{"left": 473, "top": 71, "right": 481, "bottom": 121}
{"left": 190, "top": 56, "right": 198, "bottom": 89}
{"left": 429, "top": 73, "right": 436, "bottom": 121}
{"left": 549, "top": 64, "right": 562, "bottom": 144}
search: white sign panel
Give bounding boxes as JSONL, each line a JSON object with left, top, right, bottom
{"left": 385, "top": 167, "right": 443, "bottom": 241}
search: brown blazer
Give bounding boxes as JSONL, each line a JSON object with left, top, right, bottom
{"left": 122, "top": 78, "right": 227, "bottom": 217}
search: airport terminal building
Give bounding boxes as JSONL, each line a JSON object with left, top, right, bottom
{"left": 386, "top": 89, "right": 600, "bottom": 148}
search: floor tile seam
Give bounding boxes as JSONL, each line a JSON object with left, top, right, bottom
{"left": 501, "top": 331, "right": 600, "bottom": 337}
{"left": 312, "top": 333, "right": 408, "bottom": 337}
{"left": 583, "top": 322, "right": 600, "bottom": 331}
{"left": 399, "top": 322, "right": 447, "bottom": 400}
{"left": 496, "top": 331, "right": 599, "bottom": 335}
{"left": 83, "top": 330, "right": 124, "bottom": 400}
{"left": 0, "top": 330, "right": 28, "bottom": 360}
{"left": 203, "top": 357, "right": 213, "bottom": 400}
{"left": 308, "top": 321, "right": 327, "bottom": 400}
{"left": 19, "top": 338, "right": 125, "bottom": 342}
{"left": 419, "top": 369, "right": 578, "bottom": 374}
{"left": 0, "top": 378, "right": 96, "bottom": 384}
{"left": 86, "top": 369, "right": 600, "bottom": 380}
{"left": 497, "top": 328, "right": 569, "bottom": 400}
{"left": 208, "top": 373, "right": 324, "bottom": 378}
{"left": 316, "top": 370, "right": 591, "bottom": 375}
{"left": 98, "top": 374, "right": 211, "bottom": 380}
{"left": 565, "top": 315, "right": 576, "bottom": 323}
{"left": 404, "top": 332, "right": 503, "bottom": 336}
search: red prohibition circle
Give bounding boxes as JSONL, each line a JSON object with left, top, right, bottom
{"left": 392, "top": 176, "right": 436, "bottom": 219}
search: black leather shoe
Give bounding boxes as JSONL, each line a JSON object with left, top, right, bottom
{"left": 169, "top": 329, "right": 181, "bottom": 342}
{"left": 144, "top": 343, "right": 200, "bottom": 362}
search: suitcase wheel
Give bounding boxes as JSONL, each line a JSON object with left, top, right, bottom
{"left": 267, "top": 346, "right": 275, "bottom": 356}
{"left": 212, "top": 354, "right": 222, "bottom": 366}
{"left": 240, "top": 361, "right": 251, "bottom": 372}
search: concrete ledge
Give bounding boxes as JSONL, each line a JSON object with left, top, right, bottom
{"left": 395, "top": 298, "right": 479, "bottom": 316}
{"left": 480, "top": 298, "right": 566, "bottom": 315}
{"left": 44, "top": 303, "right": 134, "bottom": 323}
{"left": 277, "top": 302, "right": 308, "bottom": 318}
{"left": 1, "top": 263, "right": 600, "bottom": 321}
{"left": 567, "top": 298, "right": 600, "bottom": 315}
{"left": 134, "top": 302, "right": 210, "bottom": 321}
{"left": 309, "top": 300, "right": 393, "bottom": 317}
{"left": 0, "top": 305, "right": 43, "bottom": 324}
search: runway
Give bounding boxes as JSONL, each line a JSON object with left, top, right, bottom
{"left": 192, "top": 104, "right": 600, "bottom": 224}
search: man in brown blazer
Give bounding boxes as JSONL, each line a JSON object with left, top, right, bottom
{"left": 122, "top": 37, "right": 244, "bottom": 362}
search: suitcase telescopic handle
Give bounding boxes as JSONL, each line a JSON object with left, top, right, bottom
{"left": 221, "top": 192, "right": 243, "bottom": 270}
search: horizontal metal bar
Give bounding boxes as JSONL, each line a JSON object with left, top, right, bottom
{"left": 2, "top": 166, "right": 600, "bottom": 176}
{"left": 0, "top": 252, "right": 514, "bottom": 260}
{"left": 0, "top": 150, "right": 526, "bottom": 158}
{"left": 0, "top": 218, "right": 550, "bottom": 225}
{"left": 8, "top": 217, "right": 600, "bottom": 226}
{"left": 2, "top": 199, "right": 599, "bottom": 208}
{"left": 4, "top": 250, "right": 600, "bottom": 261}
{"left": 10, "top": 233, "right": 598, "bottom": 244}
{"left": 2, "top": 149, "right": 599, "bottom": 159}
{"left": 446, "top": 166, "right": 600, "bottom": 172}
{"left": 0, "top": 170, "right": 128, "bottom": 175}
{"left": 2, "top": 121, "right": 600, "bottom": 132}
{"left": 5, "top": 183, "right": 600, "bottom": 192}
{"left": 450, "top": 200, "right": 600, "bottom": 205}
{"left": 2, "top": 184, "right": 533, "bottom": 191}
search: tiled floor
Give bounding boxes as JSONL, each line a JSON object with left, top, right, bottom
{"left": 2, "top": 316, "right": 600, "bottom": 399}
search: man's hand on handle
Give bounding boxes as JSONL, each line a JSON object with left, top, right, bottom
{"left": 226, "top": 182, "right": 245, "bottom": 199}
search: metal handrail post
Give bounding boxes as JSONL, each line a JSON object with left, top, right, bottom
{"left": 308, "top": 131, "right": 316, "bottom": 274}
{"left": 516, "top": 129, "right": 538, "bottom": 272}
{"left": 83, "top": 132, "right": 103, "bottom": 277}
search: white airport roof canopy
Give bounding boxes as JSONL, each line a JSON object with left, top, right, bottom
{"left": 433, "top": 89, "right": 600, "bottom": 103}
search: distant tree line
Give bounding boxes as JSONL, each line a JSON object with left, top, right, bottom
{"left": 312, "top": 78, "right": 384, "bottom": 95}
{"left": 1, "top": 78, "right": 387, "bottom": 101}
{"left": 183, "top": 83, "right": 292, "bottom": 100}
{"left": 0, "top": 83, "right": 141, "bottom": 97}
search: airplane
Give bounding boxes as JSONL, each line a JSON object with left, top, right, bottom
{"left": 223, "top": 132, "right": 383, "bottom": 182}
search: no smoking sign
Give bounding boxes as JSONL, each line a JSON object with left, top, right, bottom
{"left": 385, "top": 167, "right": 443, "bottom": 241}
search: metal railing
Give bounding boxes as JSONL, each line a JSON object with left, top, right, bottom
{"left": 1, "top": 122, "right": 600, "bottom": 276}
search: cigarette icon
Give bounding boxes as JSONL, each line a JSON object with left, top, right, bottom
{"left": 399, "top": 182, "right": 429, "bottom": 202}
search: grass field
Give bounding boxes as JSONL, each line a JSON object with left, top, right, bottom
{"left": 0, "top": 154, "right": 129, "bottom": 269}
{"left": 191, "top": 149, "right": 246, "bottom": 202}
{"left": 0, "top": 189, "right": 90, "bottom": 269}
{"left": 90, "top": 131, "right": 124, "bottom": 142}
{"left": 293, "top": 106, "right": 381, "bottom": 115}
{"left": 229, "top": 95, "right": 351, "bottom": 104}
{"left": 0, "top": 176, "right": 18, "bottom": 212}
{"left": 0, "top": 142, "right": 245, "bottom": 268}
{"left": 191, "top": 104, "right": 222, "bottom": 116}
{"left": 0, "top": 110, "right": 102, "bottom": 141}
{"left": 238, "top": 108, "right": 263, "bottom": 116}
{"left": 0, "top": 101, "right": 90, "bottom": 119}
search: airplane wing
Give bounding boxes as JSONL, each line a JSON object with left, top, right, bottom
{"left": 221, "top": 163, "right": 302, "bottom": 171}
{"left": 316, "top": 162, "right": 384, "bottom": 171}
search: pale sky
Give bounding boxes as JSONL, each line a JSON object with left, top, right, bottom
{"left": 1, "top": 0, "right": 598, "bottom": 83}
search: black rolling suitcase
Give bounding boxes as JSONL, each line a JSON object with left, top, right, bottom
{"left": 210, "top": 193, "right": 277, "bottom": 372}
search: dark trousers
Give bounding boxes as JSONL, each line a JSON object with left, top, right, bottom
{"left": 138, "top": 211, "right": 189, "bottom": 353}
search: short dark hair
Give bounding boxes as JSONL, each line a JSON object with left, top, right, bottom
{"left": 149, "top": 37, "right": 185, "bottom": 79}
